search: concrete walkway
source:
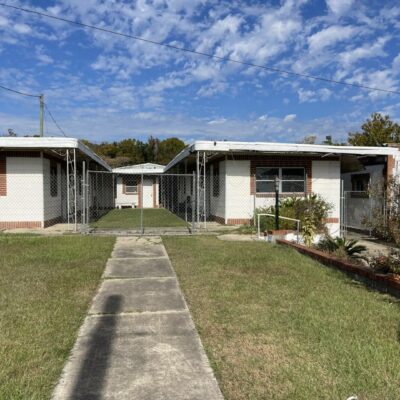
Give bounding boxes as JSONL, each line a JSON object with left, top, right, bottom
{"left": 52, "top": 236, "right": 223, "bottom": 400}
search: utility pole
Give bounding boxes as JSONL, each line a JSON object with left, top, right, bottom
{"left": 39, "top": 94, "right": 44, "bottom": 137}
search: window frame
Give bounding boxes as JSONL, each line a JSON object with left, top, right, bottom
{"left": 255, "top": 167, "right": 306, "bottom": 194}
{"left": 123, "top": 176, "right": 138, "bottom": 195}
{"left": 351, "top": 173, "right": 370, "bottom": 192}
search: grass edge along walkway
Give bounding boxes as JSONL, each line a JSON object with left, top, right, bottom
{"left": 163, "top": 236, "right": 400, "bottom": 400}
{"left": 91, "top": 208, "right": 188, "bottom": 229}
{"left": 0, "top": 234, "right": 115, "bottom": 400}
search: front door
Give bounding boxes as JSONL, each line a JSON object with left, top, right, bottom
{"left": 142, "top": 178, "right": 153, "bottom": 208}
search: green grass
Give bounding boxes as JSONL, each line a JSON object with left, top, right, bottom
{"left": 91, "top": 208, "right": 188, "bottom": 229}
{"left": 0, "top": 235, "right": 115, "bottom": 400}
{"left": 163, "top": 236, "right": 400, "bottom": 400}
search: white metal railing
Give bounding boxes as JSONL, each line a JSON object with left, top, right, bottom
{"left": 257, "top": 213, "right": 300, "bottom": 243}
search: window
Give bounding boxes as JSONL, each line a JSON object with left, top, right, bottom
{"left": 256, "top": 167, "right": 305, "bottom": 193}
{"left": 50, "top": 162, "right": 58, "bottom": 197}
{"left": 213, "top": 165, "right": 219, "bottom": 197}
{"left": 351, "top": 173, "right": 370, "bottom": 192}
{"left": 124, "top": 176, "right": 138, "bottom": 194}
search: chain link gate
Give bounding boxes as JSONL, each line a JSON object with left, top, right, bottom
{"left": 83, "top": 171, "right": 197, "bottom": 234}
{"left": 341, "top": 189, "right": 386, "bottom": 236}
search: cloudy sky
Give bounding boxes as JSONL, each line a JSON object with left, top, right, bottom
{"left": 0, "top": 0, "right": 399, "bottom": 143}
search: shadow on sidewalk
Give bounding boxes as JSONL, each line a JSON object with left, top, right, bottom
{"left": 70, "top": 295, "right": 121, "bottom": 400}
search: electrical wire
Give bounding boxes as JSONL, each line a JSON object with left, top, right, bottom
{"left": 1, "top": 2, "right": 399, "bottom": 95}
{"left": 0, "top": 83, "right": 40, "bottom": 98}
{"left": 44, "top": 103, "right": 68, "bottom": 137}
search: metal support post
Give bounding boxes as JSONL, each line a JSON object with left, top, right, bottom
{"left": 82, "top": 161, "right": 86, "bottom": 229}
{"left": 203, "top": 151, "right": 207, "bottom": 229}
{"left": 192, "top": 172, "right": 196, "bottom": 233}
{"left": 140, "top": 173, "right": 144, "bottom": 235}
{"left": 66, "top": 149, "right": 70, "bottom": 229}
{"left": 73, "top": 149, "right": 77, "bottom": 232}
{"left": 274, "top": 176, "right": 280, "bottom": 230}
{"left": 196, "top": 151, "right": 200, "bottom": 224}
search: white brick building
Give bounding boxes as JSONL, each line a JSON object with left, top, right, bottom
{"left": 164, "top": 141, "right": 400, "bottom": 236}
{"left": 0, "top": 137, "right": 111, "bottom": 229}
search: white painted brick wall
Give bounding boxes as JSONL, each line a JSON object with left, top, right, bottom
{"left": 0, "top": 157, "right": 44, "bottom": 222}
{"left": 312, "top": 160, "right": 341, "bottom": 237}
{"left": 225, "top": 160, "right": 253, "bottom": 219}
{"left": 115, "top": 177, "right": 139, "bottom": 207}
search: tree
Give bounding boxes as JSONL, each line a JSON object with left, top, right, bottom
{"left": 156, "top": 138, "right": 186, "bottom": 165}
{"left": 348, "top": 113, "right": 400, "bottom": 146}
{"left": 301, "top": 135, "right": 316, "bottom": 144}
{"left": 144, "top": 136, "right": 159, "bottom": 162}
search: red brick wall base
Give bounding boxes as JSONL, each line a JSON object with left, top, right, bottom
{"left": 0, "top": 221, "right": 42, "bottom": 229}
{"left": 210, "top": 215, "right": 251, "bottom": 225}
{"left": 0, "top": 216, "right": 63, "bottom": 229}
{"left": 277, "top": 239, "right": 400, "bottom": 297}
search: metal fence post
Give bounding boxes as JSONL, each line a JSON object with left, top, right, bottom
{"left": 140, "top": 173, "right": 144, "bottom": 235}
{"left": 82, "top": 161, "right": 86, "bottom": 230}
{"left": 192, "top": 172, "right": 196, "bottom": 233}
{"left": 73, "top": 148, "right": 77, "bottom": 232}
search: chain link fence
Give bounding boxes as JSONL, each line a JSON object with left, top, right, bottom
{"left": 84, "top": 172, "right": 196, "bottom": 233}
{"left": 341, "top": 190, "right": 386, "bottom": 236}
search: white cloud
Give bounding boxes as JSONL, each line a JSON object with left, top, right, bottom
{"left": 298, "top": 88, "right": 333, "bottom": 103}
{"left": 326, "top": 0, "right": 354, "bottom": 15}
{"left": 392, "top": 54, "right": 400, "bottom": 72}
{"left": 35, "top": 45, "right": 54, "bottom": 65}
{"left": 14, "top": 23, "right": 31, "bottom": 35}
{"left": 284, "top": 114, "right": 297, "bottom": 122}
{"left": 258, "top": 114, "right": 268, "bottom": 121}
{"left": 308, "top": 25, "right": 358, "bottom": 53}
{"left": 208, "top": 118, "right": 227, "bottom": 125}
{"left": 339, "top": 36, "right": 389, "bottom": 67}
{"left": 0, "top": 15, "right": 8, "bottom": 27}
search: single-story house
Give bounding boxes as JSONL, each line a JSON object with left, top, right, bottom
{"left": 0, "top": 137, "right": 110, "bottom": 229}
{"left": 164, "top": 141, "right": 400, "bottom": 236}
{"left": 1, "top": 137, "right": 399, "bottom": 234}
{"left": 113, "top": 163, "right": 165, "bottom": 209}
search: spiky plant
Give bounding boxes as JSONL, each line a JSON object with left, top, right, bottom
{"left": 317, "top": 236, "right": 367, "bottom": 261}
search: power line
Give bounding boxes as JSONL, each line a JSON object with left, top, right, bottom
{"left": 44, "top": 103, "right": 68, "bottom": 137}
{"left": 0, "top": 83, "right": 40, "bottom": 98}
{"left": 1, "top": 3, "right": 400, "bottom": 96}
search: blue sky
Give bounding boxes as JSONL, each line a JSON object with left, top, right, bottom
{"left": 0, "top": 0, "right": 399, "bottom": 143}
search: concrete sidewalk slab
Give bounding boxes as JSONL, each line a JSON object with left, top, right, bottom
{"left": 104, "top": 257, "right": 174, "bottom": 278}
{"left": 52, "top": 312, "right": 222, "bottom": 400}
{"left": 112, "top": 244, "right": 166, "bottom": 258}
{"left": 53, "top": 236, "right": 223, "bottom": 400}
{"left": 89, "top": 278, "right": 186, "bottom": 314}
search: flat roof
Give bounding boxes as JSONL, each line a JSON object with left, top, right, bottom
{"left": 113, "top": 163, "right": 165, "bottom": 174}
{"left": 0, "top": 137, "right": 111, "bottom": 171}
{"left": 165, "top": 140, "right": 400, "bottom": 170}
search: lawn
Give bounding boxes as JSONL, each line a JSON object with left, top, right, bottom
{"left": 0, "top": 235, "right": 115, "bottom": 400}
{"left": 163, "top": 236, "right": 400, "bottom": 400}
{"left": 91, "top": 208, "right": 188, "bottom": 229}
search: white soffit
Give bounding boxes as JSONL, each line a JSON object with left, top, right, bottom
{"left": 0, "top": 137, "right": 111, "bottom": 171}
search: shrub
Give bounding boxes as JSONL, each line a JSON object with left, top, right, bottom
{"left": 254, "top": 194, "right": 333, "bottom": 236}
{"left": 317, "top": 236, "right": 367, "bottom": 261}
{"left": 370, "top": 248, "right": 400, "bottom": 275}
{"left": 363, "top": 178, "right": 400, "bottom": 245}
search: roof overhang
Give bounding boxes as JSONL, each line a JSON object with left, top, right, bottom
{"left": 165, "top": 140, "right": 400, "bottom": 171}
{"left": 113, "top": 163, "right": 165, "bottom": 174}
{"left": 0, "top": 137, "right": 111, "bottom": 171}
